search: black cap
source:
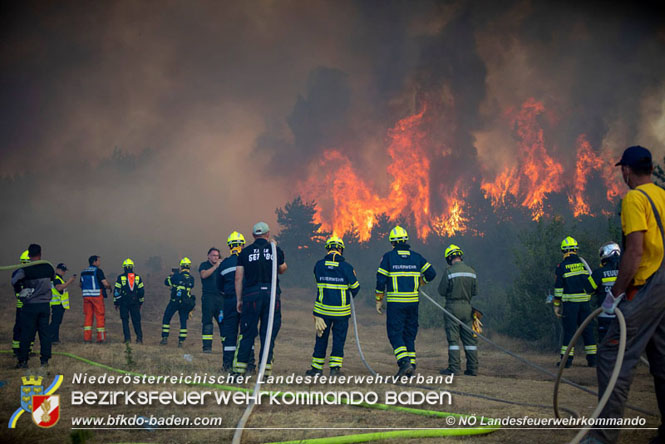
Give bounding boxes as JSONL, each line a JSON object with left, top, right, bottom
{"left": 615, "top": 145, "right": 652, "bottom": 167}
{"left": 56, "top": 263, "right": 68, "bottom": 271}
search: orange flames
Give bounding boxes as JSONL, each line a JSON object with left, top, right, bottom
{"left": 298, "top": 98, "right": 622, "bottom": 242}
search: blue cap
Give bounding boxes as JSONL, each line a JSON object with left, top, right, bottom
{"left": 615, "top": 145, "right": 652, "bottom": 167}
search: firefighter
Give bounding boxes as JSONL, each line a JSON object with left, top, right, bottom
{"left": 439, "top": 245, "right": 479, "bottom": 376}
{"left": 233, "top": 222, "right": 287, "bottom": 376}
{"left": 553, "top": 236, "right": 598, "bottom": 368}
{"left": 591, "top": 242, "right": 620, "bottom": 342}
{"left": 199, "top": 247, "right": 223, "bottom": 353}
{"left": 11, "top": 250, "right": 30, "bottom": 356}
{"left": 49, "top": 263, "right": 75, "bottom": 344}
{"left": 13, "top": 244, "right": 55, "bottom": 368}
{"left": 80, "top": 255, "right": 112, "bottom": 342}
{"left": 114, "top": 259, "right": 145, "bottom": 344}
{"left": 161, "top": 257, "right": 196, "bottom": 347}
{"left": 305, "top": 236, "right": 360, "bottom": 377}
{"left": 216, "top": 231, "right": 255, "bottom": 372}
{"left": 376, "top": 226, "right": 436, "bottom": 378}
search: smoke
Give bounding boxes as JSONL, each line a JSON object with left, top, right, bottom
{"left": 1, "top": 0, "right": 664, "bottom": 266}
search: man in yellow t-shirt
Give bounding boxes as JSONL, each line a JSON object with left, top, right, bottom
{"left": 588, "top": 145, "right": 665, "bottom": 444}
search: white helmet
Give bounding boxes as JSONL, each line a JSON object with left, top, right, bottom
{"left": 599, "top": 242, "right": 621, "bottom": 261}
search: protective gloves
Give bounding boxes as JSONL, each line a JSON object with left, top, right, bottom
{"left": 471, "top": 308, "right": 484, "bottom": 336}
{"left": 602, "top": 292, "right": 624, "bottom": 315}
{"left": 375, "top": 299, "right": 383, "bottom": 315}
{"left": 17, "top": 288, "right": 34, "bottom": 299}
{"left": 314, "top": 316, "right": 327, "bottom": 337}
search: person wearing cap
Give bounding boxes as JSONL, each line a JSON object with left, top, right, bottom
{"left": 232, "top": 222, "right": 287, "bottom": 376}
{"left": 114, "top": 259, "right": 145, "bottom": 344}
{"left": 49, "top": 263, "right": 76, "bottom": 344}
{"left": 11, "top": 250, "right": 31, "bottom": 356}
{"left": 199, "top": 247, "right": 223, "bottom": 353}
{"left": 80, "top": 255, "right": 111, "bottom": 342}
{"left": 586, "top": 146, "right": 665, "bottom": 444}
{"left": 12, "top": 244, "right": 55, "bottom": 368}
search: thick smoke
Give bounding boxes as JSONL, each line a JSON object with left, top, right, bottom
{"left": 1, "top": 0, "right": 664, "bottom": 267}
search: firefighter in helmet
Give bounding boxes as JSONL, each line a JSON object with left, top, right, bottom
{"left": 553, "top": 236, "right": 598, "bottom": 368}
{"left": 591, "top": 242, "right": 621, "bottom": 342}
{"left": 439, "top": 245, "right": 479, "bottom": 376}
{"left": 376, "top": 226, "right": 436, "bottom": 378}
{"left": 305, "top": 236, "right": 360, "bottom": 377}
{"left": 114, "top": 258, "right": 145, "bottom": 344}
{"left": 161, "top": 257, "right": 196, "bottom": 347}
{"left": 11, "top": 250, "right": 31, "bottom": 356}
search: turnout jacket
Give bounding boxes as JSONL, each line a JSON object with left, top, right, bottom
{"left": 51, "top": 274, "right": 71, "bottom": 309}
{"left": 165, "top": 270, "right": 195, "bottom": 303}
{"left": 553, "top": 253, "right": 597, "bottom": 305}
{"left": 217, "top": 253, "right": 240, "bottom": 298}
{"left": 439, "top": 261, "right": 477, "bottom": 303}
{"left": 376, "top": 244, "right": 436, "bottom": 303}
{"left": 313, "top": 252, "right": 360, "bottom": 317}
{"left": 591, "top": 257, "right": 619, "bottom": 317}
{"left": 114, "top": 271, "right": 145, "bottom": 306}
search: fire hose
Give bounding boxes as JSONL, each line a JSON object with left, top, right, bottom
{"left": 553, "top": 307, "right": 627, "bottom": 444}
{"left": 232, "top": 240, "right": 279, "bottom": 444}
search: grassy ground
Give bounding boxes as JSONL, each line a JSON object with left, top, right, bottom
{"left": 0, "top": 282, "right": 660, "bottom": 443}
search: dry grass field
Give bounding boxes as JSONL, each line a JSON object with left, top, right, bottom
{"left": 0, "top": 281, "right": 660, "bottom": 443}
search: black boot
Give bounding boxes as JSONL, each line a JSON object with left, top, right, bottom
{"left": 305, "top": 367, "right": 322, "bottom": 376}
{"left": 587, "top": 355, "right": 597, "bottom": 368}
{"left": 395, "top": 359, "right": 413, "bottom": 378}
{"left": 160, "top": 337, "right": 168, "bottom": 345}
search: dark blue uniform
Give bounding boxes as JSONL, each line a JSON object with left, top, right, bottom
{"left": 311, "top": 252, "right": 359, "bottom": 371}
{"left": 591, "top": 257, "right": 619, "bottom": 342}
{"left": 200, "top": 261, "right": 223, "bottom": 352}
{"left": 554, "top": 253, "right": 598, "bottom": 365}
{"left": 376, "top": 244, "right": 436, "bottom": 368}
{"left": 162, "top": 270, "right": 195, "bottom": 344}
{"left": 233, "top": 238, "right": 284, "bottom": 375}
{"left": 217, "top": 253, "right": 254, "bottom": 371}
{"left": 114, "top": 271, "right": 145, "bottom": 343}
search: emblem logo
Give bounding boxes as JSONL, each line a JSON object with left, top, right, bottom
{"left": 32, "top": 395, "right": 60, "bottom": 428}
{"left": 8, "top": 374, "right": 63, "bottom": 429}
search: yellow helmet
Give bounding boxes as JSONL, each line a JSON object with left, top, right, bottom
{"left": 122, "top": 258, "right": 135, "bottom": 269}
{"left": 325, "top": 235, "right": 345, "bottom": 251}
{"left": 445, "top": 244, "right": 463, "bottom": 264}
{"left": 389, "top": 226, "right": 408, "bottom": 243}
{"left": 561, "top": 236, "right": 578, "bottom": 252}
{"left": 180, "top": 257, "right": 192, "bottom": 268}
{"left": 19, "top": 250, "right": 30, "bottom": 264}
{"left": 227, "top": 231, "right": 246, "bottom": 247}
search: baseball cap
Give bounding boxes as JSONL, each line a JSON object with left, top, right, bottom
{"left": 56, "top": 263, "right": 68, "bottom": 271}
{"left": 615, "top": 145, "right": 652, "bottom": 167}
{"left": 253, "top": 221, "right": 270, "bottom": 235}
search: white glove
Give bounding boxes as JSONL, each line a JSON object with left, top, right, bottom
{"left": 18, "top": 288, "right": 34, "bottom": 299}
{"left": 314, "top": 316, "right": 327, "bottom": 337}
{"left": 376, "top": 299, "right": 383, "bottom": 314}
{"left": 553, "top": 304, "right": 562, "bottom": 318}
{"left": 602, "top": 292, "right": 624, "bottom": 315}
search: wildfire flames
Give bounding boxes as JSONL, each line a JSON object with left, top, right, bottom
{"left": 298, "top": 98, "right": 622, "bottom": 241}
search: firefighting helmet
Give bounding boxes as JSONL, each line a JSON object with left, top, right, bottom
{"left": 561, "top": 236, "right": 579, "bottom": 252}
{"left": 122, "top": 258, "right": 134, "bottom": 269}
{"left": 179, "top": 257, "right": 192, "bottom": 268}
{"left": 445, "top": 244, "right": 464, "bottom": 264}
{"left": 227, "top": 231, "right": 246, "bottom": 247}
{"left": 19, "top": 250, "right": 30, "bottom": 264}
{"left": 325, "top": 236, "right": 345, "bottom": 251}
{"left": 389, "top": 226, "right": 409, "bottom": 243}
{"left": 599, "top": 242, "right": 621, "bottom": 262}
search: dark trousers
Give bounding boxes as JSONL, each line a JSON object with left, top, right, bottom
{"left": 119, "top": 303, "right": 142, "bottom": 342}
{"left": 561, "top": 301, "right": 597, "bottom": 362}
{"left": 386, "top": 302, "right": 418, "bottom": 366}
{"left": 18, "top": 302, "right": 51, "bottom": 364}
{"left": 597, "top": 315, "right": 614, "bottom": 343}
{"left": 221, "top": 297, "right": 239, "bottom": 369}
{"left": 234, "top": 291, "right": 281, "bottom": 374}
{"left": 162, "top": 301, "right": 189, "bottom": 342}
{"left": 590, "top": 266, "right": 665, "bottom": 443}
{"left": 312, "top": 316, "right": 348, "bottom": 369}
{"left": 201, "top": 293, "right": 223, "bottom": 350}
{"left": 13, "top": 307, "right": 22, "bottom": 355}
{"left": 49, "top": 305, "right": 65, "bottom": 342}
